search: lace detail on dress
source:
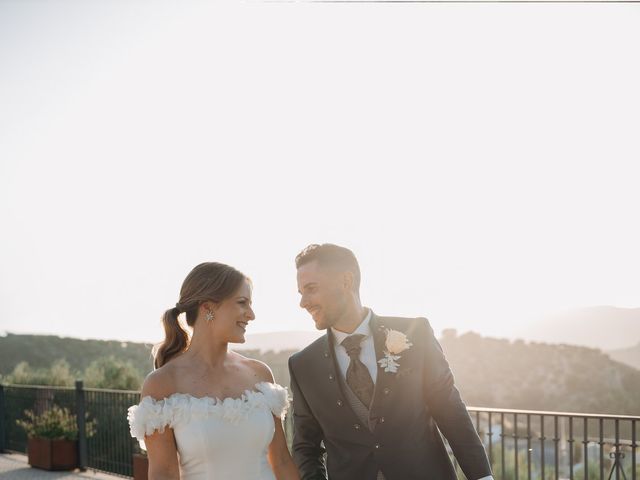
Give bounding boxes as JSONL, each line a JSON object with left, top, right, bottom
{"left": 127, "top": 382, "right": 289, "bottom": 449}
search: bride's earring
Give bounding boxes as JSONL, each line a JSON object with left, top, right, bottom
{"left": 205, "top": 310, "right": 215, "bottom": 323}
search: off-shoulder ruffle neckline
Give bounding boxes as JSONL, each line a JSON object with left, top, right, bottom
{"left": 139, "top": 381, "right": 283, "bottom": 404}
{"left": 127, "top": 381, "right": 290, "bottom": 450}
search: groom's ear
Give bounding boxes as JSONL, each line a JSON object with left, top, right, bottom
{"left": 342, "top": 271, "right": 355, "bottom": 292}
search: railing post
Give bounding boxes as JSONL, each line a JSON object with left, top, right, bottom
{"left": 488, "top": 412, "right": 493, "bottom": 469}
{"left": 501, "top": 412, "right": 506, "bottom": 479}
{"left": 0, "top": 384, "right": 6, "bottom": 452}
{"left": 527, "top": 414, "right": 532, "bottom": 480}
{"left": 540, "top": 415, "right": 545, "bottom": 480}
{"left": 515, "top": 413, "right": 519, "bottom": 480}
{"left": 632, "top": 419, "right": 636, "bottom": 480}
{"left": 76, "top": 380, "right": 88, "bottom": 471}
{"left": 631, "top": 420, "right": 638, "bottom": 480}
{"left": 583, "top": 417, "right": 589, "bottom": 480}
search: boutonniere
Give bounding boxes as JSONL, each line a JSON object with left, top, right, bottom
{"left": 377, "top": 328, "right": 413, "bottom": 373}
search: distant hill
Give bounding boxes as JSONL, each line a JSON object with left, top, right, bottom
{"left": 233, "top": 331, "right": 323, "bottom": 352}
{"left": 2, "top": 331, "right": 639, "bottom": 415}
{"left": 0, "top": 333, "right": 154, "bottom": 377}
{"left": 440, "top": 330, "right": 640, "bottom": 415}
{"left": 609, "top": 342, "right": 640, "bottom": 370}
{"left": 517, "top": 306, "right": 640, "bottom": 350}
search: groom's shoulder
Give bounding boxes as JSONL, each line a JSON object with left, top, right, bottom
{"left": 376, "top": 314, "right": 433, "bottom": 330}
{"left": 375, "top": 314, "right": 436, "bottom": 340}
{"left": 289, "top": 334, "right": 326, "bottom": 367}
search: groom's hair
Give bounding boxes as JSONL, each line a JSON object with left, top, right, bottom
{"left": 295, "top": 243, "right": 361, "bottom": 292}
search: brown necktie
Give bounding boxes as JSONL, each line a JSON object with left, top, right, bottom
{"left": 341, "top": 334, "right": 374, "bottom": 408}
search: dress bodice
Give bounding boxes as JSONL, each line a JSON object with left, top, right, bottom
{"left": 127, "top": 382, "right": 289, "bottom": 480}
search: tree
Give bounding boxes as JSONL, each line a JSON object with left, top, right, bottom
{"left": 83, "top": 356, "right": 143, "bottom": 390}
{"left": 4, "top": 360, "right": 75, "bottom": 386}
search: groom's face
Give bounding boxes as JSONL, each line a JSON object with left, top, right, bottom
{"left": 297, "top": 260, "right": 349, "bottom": 330}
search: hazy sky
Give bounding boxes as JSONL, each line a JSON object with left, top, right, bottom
{"left": 1, "top": 1, "right": 639, "bottom": 346}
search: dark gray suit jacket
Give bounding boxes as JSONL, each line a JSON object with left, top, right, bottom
{"left": 288, "top": 312, "right": 492, "bottom": 480}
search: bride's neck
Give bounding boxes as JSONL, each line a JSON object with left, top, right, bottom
{"left": 186, "top": 329, "right": 228, "bottom": 367}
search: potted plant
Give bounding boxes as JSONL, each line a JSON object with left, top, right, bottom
{"left": 16, "top": 405, "right": 96, "bottom": 471}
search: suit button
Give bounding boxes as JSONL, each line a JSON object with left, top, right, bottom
{"left": 354, "top": 424, "right": 361, "bottom": 430}
{"left": 379, "top": 417, "right": 385, "bottom": 423}
{"left": 323, "top": 352, "right": 330, "bottom": 358}
{"left": 337, "top": 400, "right": 343, "bottom": 407}
{"left": 328, "top": 374, "right": 335, "bottom": 381}
{"left": 383, "top": 387, "right": 391, "bottom": 395}
{"left": 374, "top": 443, "right": 381, "bottom": 449}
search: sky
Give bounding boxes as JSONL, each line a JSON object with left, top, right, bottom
{"left": 1, "top": 1, "right": 639, "bottom": 347}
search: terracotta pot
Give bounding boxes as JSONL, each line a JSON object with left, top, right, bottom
{"left": 133, "top": 453, "right": 149, "bottom": 480}
{"left": 27, "top": 437, "right": 78, "bottom": 470}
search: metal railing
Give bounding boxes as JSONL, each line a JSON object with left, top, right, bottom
{"left": 0, "top": 382, "right": 138, "bottom": 477}
{"left": 452, "top": 407, "right": 639, "bottom": 480}
{"left": 1, "top": 383, "right": 638, "bottom": 479}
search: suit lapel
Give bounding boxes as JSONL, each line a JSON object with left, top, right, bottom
{"left": 369, "top": 312, "right": 395, "bottom": 420}
{"left": 325, "top": 330, "right": 341, "bottom": 384}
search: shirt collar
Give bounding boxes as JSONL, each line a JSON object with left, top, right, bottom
{"left": 331, "top": 308, "right": 372, "bottom": 345}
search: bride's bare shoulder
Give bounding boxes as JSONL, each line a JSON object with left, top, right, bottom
{"left": 140, "top": 361, "right": 182, "bottom": 400}
{"left": 231, "top": 351, "right": 275, "bottom": 384}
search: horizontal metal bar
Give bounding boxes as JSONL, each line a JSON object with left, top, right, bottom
{"left": 2, "top": 384, "right": 76, "bottom": 391}
{"left": 468, "top": 406, "right": 640, "bottom": 421}
{"left": 83, "top": 387, "right": 140, "bottom": 395}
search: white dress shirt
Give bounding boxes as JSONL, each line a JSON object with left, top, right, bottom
{"left": 331, "top": 309, "right": 494, "bottom": 480}
{"left": 331, "top": 309, "right": 378, "bottom": 383}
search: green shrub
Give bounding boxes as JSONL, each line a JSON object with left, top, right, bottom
{"left": 16, "top": 405, "right": 96, "bottom": 441}
{"left": 6, "top": 360, "right": 75, "bottom": 387}
{"left": 84, "top": 356, "right": 142, "bottom": 390}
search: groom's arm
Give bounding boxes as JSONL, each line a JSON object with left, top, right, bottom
{"left": 418, "top": 318, "right": 494, "bottom": 480}
{"left": 288, "top": 356, "right": 328, "bottom": 480}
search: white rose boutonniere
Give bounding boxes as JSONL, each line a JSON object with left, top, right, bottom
{"left": 377, "top": 328, "right": 413, "bottom": 373}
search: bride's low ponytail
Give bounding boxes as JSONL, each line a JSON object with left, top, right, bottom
{"left": 154, "top": 307, "right": 189, "bottom": 369}
{"left": 152, "top": 262, "right": 246, "bottom": 369}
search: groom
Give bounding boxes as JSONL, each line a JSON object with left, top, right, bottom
{"left": 288, "top": 244, "right": 494, "bottom": 480}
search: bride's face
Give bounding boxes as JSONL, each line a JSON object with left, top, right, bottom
{"left": 211, "top": 280, "right": 255, "bottom": 343}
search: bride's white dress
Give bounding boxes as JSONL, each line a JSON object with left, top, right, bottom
{"left": 127, "top": 382, "right": 289, "bottom": 480}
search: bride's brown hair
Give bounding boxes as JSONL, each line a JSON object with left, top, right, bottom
{"left": 154, "top": 262, "right": 247, "bottom": 369}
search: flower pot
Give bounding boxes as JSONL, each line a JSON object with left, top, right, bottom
{"left": 133, "top": 453, "right": 149, "bottom": 480}
{"left": 27, "top": 437, "right": 78, "bottom": 470}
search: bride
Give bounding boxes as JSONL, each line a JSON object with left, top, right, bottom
{"left": 127, "top": 262, "right": 300, "bottom": 480}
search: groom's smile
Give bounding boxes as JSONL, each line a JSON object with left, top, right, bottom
{"left": 307, "top": 306, "right": 323, "bottom": 324}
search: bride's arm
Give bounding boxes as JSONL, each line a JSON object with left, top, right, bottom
{"left": 140, "top": 371, "right": 181, "bottom": 480}
{"left": 145, "top": 431, "right": 180, "bottom": 480}
{"left": 268, "top": 415, "right": 301, "bottom": 480}
{"left": 248, "top": 359, "right": 300, "bottom": 480}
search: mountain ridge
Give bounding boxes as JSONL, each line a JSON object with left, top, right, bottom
{"left": 608, "top": 341, "right": 640, "bottom": 371}
{"left": 517, "top": 305, "right": 640, "bottom": 351}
